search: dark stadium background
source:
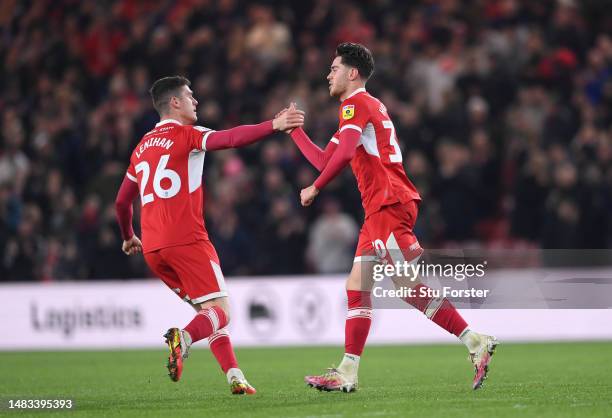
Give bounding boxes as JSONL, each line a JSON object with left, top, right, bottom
{"left": 1, "top": 0, "right": 611, "bottom": 281}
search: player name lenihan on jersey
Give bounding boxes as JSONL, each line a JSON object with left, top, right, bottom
{"left": 135, "top": 137, "right": 174, "bottom": 158}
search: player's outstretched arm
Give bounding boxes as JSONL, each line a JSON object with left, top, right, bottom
{"left": 115, "top": 176, "right": 142, "bottom": 255}
{"left": 313, "top": 128, "right": 360, "bottom": 190}
{"left": 300, "top": 128, "right": 361, "bottom": 206}
{"left": 290, "top": 128, "right": 337, "bottom": 172}
{"left": 204, "top": 108, "right": 304, "bottom": 151}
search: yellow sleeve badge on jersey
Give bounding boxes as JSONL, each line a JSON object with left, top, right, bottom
{"left": 342, "top": 105, "right": 355, "bottom": 120}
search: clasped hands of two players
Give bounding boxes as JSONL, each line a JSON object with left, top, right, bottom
{"left": 276, "top": 103, "right": 319, "bottom": 207}
{"left": 272, "top": 103, "right": 305, "bottom": 132}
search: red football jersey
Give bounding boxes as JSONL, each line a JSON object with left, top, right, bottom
{"left": 125, "top": 119, "right": 215, "bottom": 253}
{"left": 335, "top": 88, "right": 421, "bottom": 217}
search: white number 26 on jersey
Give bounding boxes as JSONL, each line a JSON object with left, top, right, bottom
{"left": 382, "top": 120, "right": 402, "bottom": 163}
{"left": 134, "top": 155, "right": 181, "bottom": 205}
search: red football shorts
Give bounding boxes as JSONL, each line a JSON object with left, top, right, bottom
{"left": 144, "top": 239, "right": 228, "bottom": 304}
{"left": 354, "top": 201, "right": 423, "bottom": 264}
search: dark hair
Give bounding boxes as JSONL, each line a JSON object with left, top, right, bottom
{"left": 149, "top": 76, "right": 191, "bottom": 115}
{"left": 336, "top": 42, "right": 375, "bottom": 81}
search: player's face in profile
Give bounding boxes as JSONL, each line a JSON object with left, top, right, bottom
{"left": 327, "top": 56, "right": 349, "bottom": 98}
{"left": 176, "top": 86, "right": 198, "bottom": 124}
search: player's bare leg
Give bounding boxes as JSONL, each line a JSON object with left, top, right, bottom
{"left": 305, "top": 260, "right": 375, "bottom": 392}
{"left": 390, "top": 272, "right": 498, "bottom": 390}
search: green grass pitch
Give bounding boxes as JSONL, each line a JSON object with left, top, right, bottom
{"left": 1, "top": 342, "right": 611, "bottom": 417}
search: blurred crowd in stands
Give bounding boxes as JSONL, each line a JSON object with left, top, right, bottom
{"left": 1, "top": 0, "right": 611, "bottom": 281}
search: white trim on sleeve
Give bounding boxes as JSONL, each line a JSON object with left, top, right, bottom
{"left": 202, "top": 130, "right": 215, "bottom": 151}
{"left": 340, "top": 124, "right": 363, "bottom": 133}
{"left": 126, "top": 172, "right": 137, "bottom": 182}
{"left": 330, "top": 137, "right": 339, "bottom": 144}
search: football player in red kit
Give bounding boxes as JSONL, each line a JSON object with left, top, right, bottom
{"left": 289, "top": 43, "right": 497, "bottom": 392}
{"left": 115, "top": 76, "right": 304, "bottom": 394}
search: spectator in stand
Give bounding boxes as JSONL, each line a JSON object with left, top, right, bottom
{"left": 307, "top": 198, "right": 358, "bottom": 274}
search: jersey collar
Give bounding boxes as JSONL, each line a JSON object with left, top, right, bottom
{"left": 155, "top": 119, "right": 182, "bottom": 127}
{"left": 345, "top": 87, "right": 367, "bottom": 100}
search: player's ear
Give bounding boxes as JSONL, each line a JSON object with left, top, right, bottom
{"left": 349, "top": 67, "right": 359, "bottom": 81}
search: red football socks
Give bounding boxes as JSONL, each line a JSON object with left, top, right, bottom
{"left": 208, "top": 329, "right": 239, "bottom": 373}
{"left": 403, "top": 283, "right": 468, "bottom": 336}
{"left": 345, "top": 290, "right": 372, "bottom": 356}
{"left": 183, "top": 305, "right": 228, "bottom": 344}
{"left": 183, "top": 307, "right": 238, "bottom": 373}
